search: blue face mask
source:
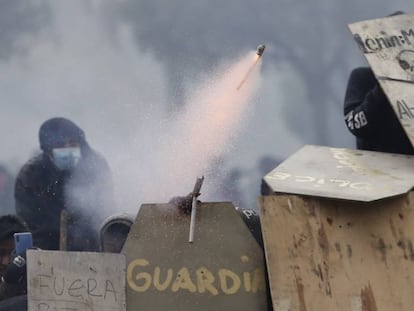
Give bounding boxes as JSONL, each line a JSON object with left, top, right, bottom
{"left": 52, "top": 147, "right": 81, "bottom": 171}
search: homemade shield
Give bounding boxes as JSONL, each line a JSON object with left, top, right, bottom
{"left": 27, "top": 250, "right": 126, "bottom": 311}
{"left": 123, "top": 202, "right": 267, "bottom": 311}
{"left": 263, "top": 145, "right": 414, "bottom": 202}
{"left": 260, "top": 145, "right": 414, "bottom": 310}
{"left": 348, "top": 13, "right": 414, "bottom": 147}
{"left": 259, "top": 193, "right": 414, "bottom": 311}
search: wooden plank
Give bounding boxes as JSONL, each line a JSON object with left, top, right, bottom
{"left": 259, "top": 194, "right": 414, "bottom": 311}
{"left": 27, "top": 250, "right": 126, "bottom": 311}
{"left": 123, "top": 202, "right": 268, "bottom": 311}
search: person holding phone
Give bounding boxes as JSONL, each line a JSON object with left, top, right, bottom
{"left": 0, "top": 215, "right": 30, "bottom": 301}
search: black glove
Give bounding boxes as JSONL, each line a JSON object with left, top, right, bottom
{"left": 3, "top": 251, "right": 27, "bottom": 286}
{"left": 169, "top": 193, "right": 199, "bottom": 215}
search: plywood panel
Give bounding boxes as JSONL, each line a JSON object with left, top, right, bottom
{"left": 259, "top": 193, "right": 414, "bottom": 311}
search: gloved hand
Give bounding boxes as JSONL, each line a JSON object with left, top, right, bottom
{"left": 169, "top": 192, "right": 199, "bottom": 215}
{"left": 3, "top": 251, "right": 27, "bottom": 286}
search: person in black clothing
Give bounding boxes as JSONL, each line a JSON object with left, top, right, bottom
{"left": 344, "top": 11, "right": 414, "bottom": 155}
{"left": 0, "top": 215, "right": 30, "bottom": 302}
{"left": 344, "top": 66, "right": 414, "bottom": 155}
{"left": 15, "top": 117, "right": 114, "bottom": 251}
{"left": 0, "top": 215, "right": 28, "bottom": 281}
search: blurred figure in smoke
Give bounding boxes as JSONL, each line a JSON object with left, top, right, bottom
{"left": 15, "top": 117, "right": 114, "bottom": 251}
{"left": 344, "top": 11, "right": 414, "bottom": 155}
{"left": 99, "top": 214, "right": 133, "bottom": 253}
{"left": 0, "top": 167, "right": 15, "bottom": 216}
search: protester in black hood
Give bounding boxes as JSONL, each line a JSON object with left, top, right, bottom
{"left": 15, "top": 117, "right": 114, "bottom": 251}
{"left": 0, "top": 215, "right": 28, "bottom": 279}
{"left": 343, "top": 11, "right": 414, "bottom": 155}
{"left": 343, "top": 67, "right": 414, "bottom": 155}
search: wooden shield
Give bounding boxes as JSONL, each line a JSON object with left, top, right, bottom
{"left": 123, "top": 202, "right": 267, "bottom": 311}
{"left": 259, "top": 193, "right": 414, "bottom": 311}
{"left": 348, "top": 13, "right": 414, "bottom": 146}
{"left": 27, "top": 250, "right": 126, "bottom": 311}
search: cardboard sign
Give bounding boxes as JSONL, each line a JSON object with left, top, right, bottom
{"left": 348, "top": 13, "right": 414, "bottom": 146}
{"left": 264, "top": 145, "right": 414, "bottom": 202}
{"left": 123, "top": 202, "right": 268, "bottom": 311}
{"left": 27, "top": 250, "right": 126, "bottom": 311}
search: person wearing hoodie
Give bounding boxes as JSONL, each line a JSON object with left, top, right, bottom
{"left": 0, "top": 215, "right": 30, "bottom": 302}
{"left": 15, "top": 117, "right": 114, "bottom": 251}
{"left": 343, "top": 66, "right": 414, "bottom": 155}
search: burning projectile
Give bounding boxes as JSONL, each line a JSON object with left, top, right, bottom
{"left": 256, "top": 44, "right": 265, "bottom": 57}
{"left": 237, "top": 44, "right": 265, "bottom": 90}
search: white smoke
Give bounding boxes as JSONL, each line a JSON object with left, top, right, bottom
{"left": 0, "top": 1, "right": 280, "bottom": 219}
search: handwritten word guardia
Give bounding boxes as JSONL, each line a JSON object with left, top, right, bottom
{"left": 127, "top": 257, "right": 266, "bottom": 295}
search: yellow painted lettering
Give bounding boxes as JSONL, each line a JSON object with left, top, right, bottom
{"left": 153, "top": 267, "right": 173, "bottom": 291}
{"left": 219, "top": 269, "right": 241, "bottom": 295}
{"left": 196, "top": 267, "right": 218, "bottom": 295}
{"left": 252, "top": 268, "right": 266, "bottom": 293}
{"left": 171, "top": 268, "right": 196, "bottom": 293}
{"left": 243, "top": 272, "right": 251, "bottom": 292}
{"left": 127, "top": 259, "right": 152, "bottom": 292}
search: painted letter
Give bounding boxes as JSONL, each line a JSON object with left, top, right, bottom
{"left": 171, "top": 268, "right": 197, "bottom": 293}
{"left": 196, "top": 267, "right": 218, "bottom": 295}
{"left": 218, "top": 269, "right": 241, "bottom": 295}
{"left": 68, "top": 279, "right": 84, "bottom": 298}
{"left": 87, "top": 279, "right": 103, "bottom": 297}
{"left": 104, "top": 280, "right": 118, "bottom": 302}
{"left": 127, "top": 259, "right": 152, "bottom": 292}
{"left": 252, "top": 268, "right": 266, "bottom": 293}
{"left": 153, "top": 267, "right": 173, "bottom": 291}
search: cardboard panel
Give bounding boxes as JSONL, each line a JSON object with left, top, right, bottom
{"left": 259, "top": 194, "right": 414, "bottom": 311}
{"left": 348, "top": 14, "right": 414, "bottom": 146}
{"left": 123, "top": 202, "right": 267, "bottom": 311}
{"left": 27, "top": 250, "right": 126, "bottom": 311}
{"left": 264, "top": 145, "right": 414, "bottom": 201}
{"left": 348, "top": 13, "right": 414, "bottom": 82}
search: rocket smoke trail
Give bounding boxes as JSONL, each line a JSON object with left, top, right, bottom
{"left": 131, "top": 50, "right": 263, "bottom": 205}
{"left": 236, "top": 45, "right": 265, "bottom": 90}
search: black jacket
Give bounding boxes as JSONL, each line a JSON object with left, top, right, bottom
{"left": 344, "top": 67, "right": 414, "bottom": 155}
{"left": 15, "top": 147, "right": 114, "bottom": 251}
{"left": 0, "top": 295, "right": 27, "bottom": 311}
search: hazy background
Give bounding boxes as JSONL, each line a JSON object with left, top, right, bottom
{"left": 0, "top": 0, "right": 413, "bottom": 216}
